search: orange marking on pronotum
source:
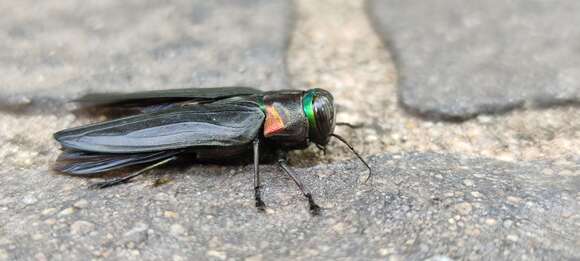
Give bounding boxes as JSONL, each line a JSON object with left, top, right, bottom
{"left": 264, "top": 105, "right": 285, "bottom": 137}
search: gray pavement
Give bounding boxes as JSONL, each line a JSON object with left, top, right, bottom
{"left": 0, "top": 0, "right": 292, "bottom": 112}
{"left": 368, "top": 0, "right": 580, "bottom": 119}
{"left": 2, "top": 154, "right": 578, "bottom": 260}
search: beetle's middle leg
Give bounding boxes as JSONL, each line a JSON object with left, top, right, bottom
{"left": 277, "top": 152, "right": 321, "bottom": 216}
{"left": 89, "top": 156, "right": 177, "bottom": 189}
{"left": 253, "top": 139, "right": 267, "bottom": 211}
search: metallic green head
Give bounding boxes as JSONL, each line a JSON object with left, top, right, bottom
{"left": 303, "top": 88, "right": 336, "bottom": 146}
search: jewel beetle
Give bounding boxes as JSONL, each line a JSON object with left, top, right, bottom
{"left": 53, "top": 87, "right": 371, "bottom": 215}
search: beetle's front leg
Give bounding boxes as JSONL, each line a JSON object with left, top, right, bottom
{"left": 253, "top": 139, "right": 266, "bottom": 211}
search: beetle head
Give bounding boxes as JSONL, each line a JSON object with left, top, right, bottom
{"left": 303, "top": 88, "right": 335, "bottom": 146}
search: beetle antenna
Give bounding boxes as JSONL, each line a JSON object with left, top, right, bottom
{"left": 331, "top": 134, "right": 372, "bottom": 183}
{"left": 336, "top": 122, "right": 364, "bottom": 129}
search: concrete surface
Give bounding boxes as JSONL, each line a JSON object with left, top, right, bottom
{"left": 0, "top": 0, "right": 292, "bottom": 112}
{"left": 0, "top": 0, "right": 579, "bottom": 260}
{"left": 368, "top": 0, "right": 580, "bottom": 119}
{"left": 289, "top": 0, "right": 579, "bottom": 163}
{"left": 2, "top": 154, "right": 578, "bottom": 260}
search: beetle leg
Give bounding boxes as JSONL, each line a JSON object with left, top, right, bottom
{"left": 315, "top": 144, "right": 327, "bottom": 155}
{"left": 277, "top": 156, "right": 321, "bottom": 216}
{"left": 89, "top": 156, "right": 177, "bottom": 189}
{"left": 253, "top": 139, "right": 267, "bottom": 211}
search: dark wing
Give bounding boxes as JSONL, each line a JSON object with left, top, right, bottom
{"left": 55, "top": 149, "right": 183, "bottom": 175}
{"left": 76, "top": 87, "right": 263, "bottom": 107}
{"left": 54, "top": 100, "right": 265, "bottom": 153}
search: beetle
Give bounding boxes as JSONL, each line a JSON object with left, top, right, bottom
{"left": 53, "top": 87, "right": 371, "bottom": 214}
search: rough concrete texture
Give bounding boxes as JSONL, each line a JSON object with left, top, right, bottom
{"left": 289, "top": 0, "right": 579, "bottom": 163}
{"left": 2, "top": 154, "right": 579, "bottom": 260}
{"left": 0, "top": 0, "right": 292, "bottom": 111}
{"left": 367, "top": 0, "right": 580, "bottom": 119}
{"left": 1, "top": 0, "right": 580, "bottom": 260}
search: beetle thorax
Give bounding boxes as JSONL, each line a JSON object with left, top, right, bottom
{"left": 262, "top": 91, "right": 309, "bottom": 149}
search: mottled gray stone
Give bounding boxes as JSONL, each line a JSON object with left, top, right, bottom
{"left": 1, "top": 152, "right": 578, "bottom": 260}
{"left": 368, "top": 0, "right": 580, "bottom": 119}
{"left": 0, "top": 0, "right": 293, "bottom": 111}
